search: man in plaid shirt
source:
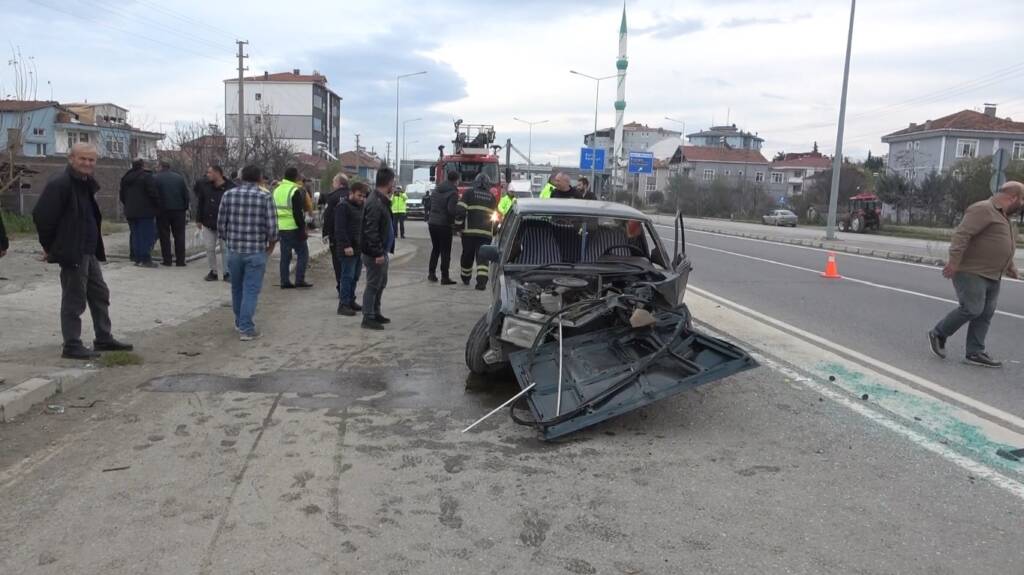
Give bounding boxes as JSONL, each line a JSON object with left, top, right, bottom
{"left": 217, "top": 165, "right": 278, "bottom": 340}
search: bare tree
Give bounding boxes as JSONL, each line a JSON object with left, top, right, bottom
{"left": 164, "top": 121, "right": 229, "bottom": 186}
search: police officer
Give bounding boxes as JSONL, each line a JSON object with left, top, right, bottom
{"left": 457, "top": 173, "right": 498, "bottom": 290}
{"left": 391, "top": 186, "right": 408, "bottom": 239}
{"left": 497, "top": 184, "right": 516, "bottom": 221}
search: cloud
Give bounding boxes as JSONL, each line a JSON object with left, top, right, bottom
{"left": 635, "top": 18, "right": 704, "bottom": 39}
{"left": 720, "top": 17, "right": 783, "bottom": 28}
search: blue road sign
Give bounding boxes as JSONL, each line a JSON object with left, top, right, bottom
{"left": 628, "top": 152, "right": 654, "bottom": 174}
{"left": 580, "top": 147, "right": 606, "bottom": 171}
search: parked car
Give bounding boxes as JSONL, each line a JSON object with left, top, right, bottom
{"left": 762, "top": 209, "right": 798, "bottom": 227}
{"left": 406, "top": 190, "right": 427, "bottom": 220}
{"left": 465, "top": 199, "right": 756, "bottom": 440}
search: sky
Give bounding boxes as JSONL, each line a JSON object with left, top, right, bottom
{"left": 3, "top": 0, "right": 1024, "bottom": 165}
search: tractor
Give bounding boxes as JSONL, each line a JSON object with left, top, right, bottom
{"left": 837, "top": 192, "right": 882, "bottom": 233}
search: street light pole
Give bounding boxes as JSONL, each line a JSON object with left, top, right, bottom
{"left": 664, "top": 116, "right": 685, "bottom": 140}
{"left": 826, "top": 0, "right": 856, "bottom": 240}
{"left": 513, "top": 117, "right": 548, "bottom": 190}
{"left": 571, "top": 70, "right": 616, "bottom": 198}
{"left": 402, "top": 117, "right": 422, "bottom": 179}
{"left": 395, "top": 71, "right": 427, "bottom": 180}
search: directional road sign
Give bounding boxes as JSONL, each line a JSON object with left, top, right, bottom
{"left": 580, "top": 147, "right": 606, "bottom": 171}
{"left": 628, "top": 151, "right": 655, "bottom": 174}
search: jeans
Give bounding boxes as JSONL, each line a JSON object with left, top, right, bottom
{"left": 933, "top": 272, "right": 1001, "bottom": 355}
{"left": 361, "top": 254, "right": 389, "bottom": 319}
{"left": 279, "top": 230, "right": 308, "bottom": 285}
{"left": 339, "top": 253, "right": 362, "bottom": 306}
{"left": 128, "top": 217, "right": 156, "bottom": 264}
{"left": 60, "top": 255, "right": 113, "bottom": 349}
{"left": 428, "top": 224, "right": 453, "bottom": 279}
{"left": 157, "top": 210, "right": 188, "bottom": 265}
{"left": 227, "top": 250, "right": 268, "bottom": 335}
{"left": 201, "top": 226, "right": 226, "bottom": 274}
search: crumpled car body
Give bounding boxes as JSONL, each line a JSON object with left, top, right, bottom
{"left": 465, "top": 199, "right": 756, "bottom": 439}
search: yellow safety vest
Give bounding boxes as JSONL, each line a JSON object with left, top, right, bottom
{"left": 392, "top": 192, "right": 408, "bottom": 214}
{"left": 498, "top": 195, "right": 515, "bottom": 216}
{"left": 272, "top": 180, "right": 299, "bottom": 231}
{"left": 539, "top": 182, "right": 554, "bottom": 199}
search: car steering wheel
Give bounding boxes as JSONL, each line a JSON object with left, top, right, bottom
{"left": 601, "top": 244, "right": 645, "bottom": 257}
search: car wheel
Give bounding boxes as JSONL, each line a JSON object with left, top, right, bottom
{"left": 466, "top": 313, "right": 503, "bottom": 375}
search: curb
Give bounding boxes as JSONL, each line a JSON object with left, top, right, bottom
{"left": 0, "top": 368, "right": 93, "bottom": 423}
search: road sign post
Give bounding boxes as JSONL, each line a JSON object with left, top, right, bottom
{"left": 627, "top": 152, "right": 654, "bottom": 206}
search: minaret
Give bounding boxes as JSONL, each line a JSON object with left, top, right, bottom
{"left": 612, "top": 3, "right": 628, "bottom": 190}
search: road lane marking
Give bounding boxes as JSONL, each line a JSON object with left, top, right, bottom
{"left": 686, "top": 242, "right": 1024, "bottom": 321}
{"left": 685, "top": 288, "right": 1024, "bottom": 501}
{"left": 654, "top": 223, "right": 1023, "bottom": 284}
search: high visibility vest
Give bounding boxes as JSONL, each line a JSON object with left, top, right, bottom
{"left": 272, "top": 180, "right": 299, "bottom": 231}
{"left": 539, "top": 182, "right": 554, "bottom": 199}
{"left": 392, "top": 192, "right": 408, "bottom": 214}
{"left": 497, "top": 195, "right": 515, "bottom": 216}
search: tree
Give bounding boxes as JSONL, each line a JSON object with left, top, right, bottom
{"left": 874, "top": 171, "right": 912, "bottom": 224}
{"left": 647, "top": 190, "right": 665, "bottom": 206}
{"left": 949, "top": 157, "right": 995, "bottom": 222}
{"left": 164, "top": 122, "right": 228, "bottom": 186}
{"left": 863, "top": 150, "right": 884, "bottom": 172}
{"left": 915, "top": 171, "right": 954, "bottom": 226}
{"left": 812, "top": 141, "right": 819, "bottom": 154}
{"left": 772, "top": 151, "right": 787, "bottom": 162}
{"left": 796, "top": 163, "right": 870, "bottom": 221}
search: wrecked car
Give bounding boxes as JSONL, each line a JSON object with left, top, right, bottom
{"left": 464, "top": 199, "right": 757, "bottom": 440}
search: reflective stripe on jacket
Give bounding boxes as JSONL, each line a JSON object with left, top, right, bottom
{"left": 457, "top": 187, "right": 497, "bottom": 238}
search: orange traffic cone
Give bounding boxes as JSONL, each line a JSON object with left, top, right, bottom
{"left": 821, "top": 252, "right": 842, "bottom": 279}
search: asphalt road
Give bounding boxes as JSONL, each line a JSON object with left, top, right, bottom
{"left": 656, "top": 224, "right": 1024, "bottom": 418}
{"left": 1, "top": 221, "right": 1023, "bottom": 574}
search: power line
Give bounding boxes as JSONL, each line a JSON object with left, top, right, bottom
{"left": 79, "top": 0, "right": 231, "bottom": 53}
{"left": 130, "top": 0, "right": 238, "bottom": 39}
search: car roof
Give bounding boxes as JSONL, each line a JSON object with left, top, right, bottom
{"left": 514, "top": 198, "right": 651, "bottom": 220}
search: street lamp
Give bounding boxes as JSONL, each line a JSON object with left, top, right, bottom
{"left": 395, "top": 71, "right": 427, "bottom": 180}
{"left": 571, "top": 70, "right": 616, "bottom": 198}
{"left": 402, "top": 117, "right": 422, "bottom": 176}
{"left": 403, "top": 140, "right": 419, "bottom": 170}
{"left": 664, "top": 116, "right": 685, "bottom": 140}
{"left": 513, "top": 117, "right": 548, "bottom": 191}
{"left": 826, "top": 0, "right": 856, "bottom": 240}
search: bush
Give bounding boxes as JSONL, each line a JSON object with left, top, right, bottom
{"left": 1, "top": 211, "right": 34, "bottom": 234}
{"left": 647, "top": 190, "right": 665, "bottom": 206}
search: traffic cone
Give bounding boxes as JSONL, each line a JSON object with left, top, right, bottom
{"left": 821, "top": 252, "right": 842, "bottom": 279}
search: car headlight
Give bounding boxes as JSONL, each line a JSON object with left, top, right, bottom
{"left": 501, "top": 316, "right": 542, "bottom": 349}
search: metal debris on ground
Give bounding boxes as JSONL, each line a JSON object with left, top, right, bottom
{"left": 996, "top": 448, "right": 1024, "bottom": 463}
{"left": 68, "top": 400, "right": 104, "bottom": 409}
{"left": 101, "top": 466, "right": 131, "bottom": 473}
{"left": 44, "top": 404, "right": 65, "bottom": 415}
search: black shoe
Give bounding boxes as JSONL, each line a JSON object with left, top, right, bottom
{"left": 62, "top": 346, "right": 101, "bottom": 360}
{"left": 140, "top": 261, "right": 160, "bottom": 269}
{"left": 161, "top": 261, "right": 173, "bottom": 267}
{"left": 295, "top": 281, "right": 314, "bottom": 289}
{"left": 475, "top": 284, "right": 487, "bottom": 291}
{"left": 965, "top": 352, "right": 1002, "bottom": 368}
{"left": 176, "top": 262, "right": 186, "bottom": 267}
{"left": 462, "top": 278, "right": 471, "bottom": 286}
{"left": 361, "top": 318, "right": 385, "bottom": 330}
{"left": 441, "top": 278, "right": 457, "bottom": 286}
{"left": 204, "top": 271, "right": 218, "bottom": 282}
{"left": 94, "top": 339, "right": 134, "bottom": 352}
{"left": 350, "top": 302, "right": 363, "bottom": 312}
{"left": 928, "top": 331, "right": 946, "bottom": 359}
{"left": 281, "top": 283, "right": 296, "bottom": 289}
{"left": 337, "top": 303, "right": 356, "bottom": 316}
{"left": 376, "top": 315, "right": 391, "bottom": 324}
{"left": 428, "top": 275, "right": 438, "bottom": 283}
{"left": 222, "top": 273, "right": 230, "bottom": 282}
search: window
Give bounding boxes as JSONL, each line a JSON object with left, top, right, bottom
{"left": 906, "top": 142, "right": 912, "bottom": 151}
{"left": 80, "top": 133, "right": 89, "bottom": 143}
{"left": 792, "top": 169, "right": 805, "bottom": 178}
{"left": 723, "top": 169, "right": 731, "bottom": 177}
{"left": 737, "top": 170, "right": 743, "bottom": 178}
{"left": 645, "top": 178, "right": 657, "bottom": 192}
{"left": 771, "top": 172, "right": 784, "bottom": 184}
{"left": 32, "top": 127, "right": 44, "bottom": 136}
{"left": 254, "top": 116, "right": 262, "bottom": 124}
{"left": 313, "top": 117, "right": 323, "bottom": 132}
{"left": 34, "top": 143, "right": 47, "bottom": 156}
{"left": 254, "top": 93, "right": 262, "bottom": 101}
{"left": 755, "top": 171, "right": 765, "bottom": 183}
{"left": 956, "top": 139, "right": 978, "bottom": 158}
{"left": 914, "top": 141, "right": 920, "bottom": 150}
{"left": 702, "top": 169, "right": 715, "bottom": 181}
{"left": 1013, "top": 142, "right": 1024, "bottom": 160}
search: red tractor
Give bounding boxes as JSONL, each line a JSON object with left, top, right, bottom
{"left": 433, "top": 121, "right": 502, "bottom": 202}
{"left": 838, "top": 192, "right": 882, "bottom": 233}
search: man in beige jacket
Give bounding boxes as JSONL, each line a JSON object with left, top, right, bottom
{"left": 929, "top": 181, "right": 1022, "bottom": 367}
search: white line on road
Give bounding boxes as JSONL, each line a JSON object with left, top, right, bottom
{"left": 687, "top": 242, "right": 1024, "bottom": 321}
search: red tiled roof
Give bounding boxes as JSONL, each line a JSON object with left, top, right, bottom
{"left": 883, "top": 109, "right": 1024, "bottom": 139}
{"left": 339, "top": 150, "right": 382, "bottom": 169}
{"left": 293, "top": 152, "right": 330, "bottom": 172}
{"left": 225, "top": 71, "right": 328, "bottom": 84}
{"left": 770, "top": 155, "right": 832, "bottom": 169}
{"left": 0, "top": 99, "right": 62, "bottom": 113}
{"left": 675, "top": 145, "right": 768, "bottom": 165}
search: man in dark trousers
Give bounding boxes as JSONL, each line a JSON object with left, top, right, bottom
{"left": 929, "top": 181, "right": 1022, "bottom": 368}
{"left": 154, "top": 161, "right": 191, "bottom": 267}
{"left": 119, "top": 159, "right": 161, "bottom": 268}
{"left": 427, "top": 170, "right": 460, "bottom": 285}
{"left": 457, "top": 173, "right": 498, "bottom": 290}
{"left": 0, "top": 209, "right": 8, "bottom": 258}
{"left": 320, "top": 172, "right": 350, "bottom": 294}
{"left": 272, "top": 167, "right": 312, "bottom": 288}
{"left": 194, "top": 165, "right": 236, "bottom": 281}
{"left": 334, "top": 182, "right": 368, "bottom": 316}
{"left": 360, "top": 168, "right": 395, "bottom": 330}
{"left": 33, "top": 143, "right": 133, "bottom": 360}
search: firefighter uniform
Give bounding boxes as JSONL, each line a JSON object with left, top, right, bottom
{"left": 457, "top": 175, "right": 498, "bottom": 289}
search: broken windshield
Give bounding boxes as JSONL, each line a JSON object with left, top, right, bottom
{"left": 506, "top": 215, "right": 662, "bottom": 267}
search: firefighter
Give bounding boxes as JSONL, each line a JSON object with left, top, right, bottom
{"left": 457, "top": 173, "right": 498, "bottom": 290}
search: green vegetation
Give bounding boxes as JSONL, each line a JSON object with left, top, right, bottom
{"left": 99, "top": 351, "right": 144, "bottom": 367}
{"left": 2, "top": 211, "right": 34, "bottom": 234}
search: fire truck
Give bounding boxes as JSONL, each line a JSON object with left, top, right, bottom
{"left": 433, "top": 120, "right": 502, "bottom": 201}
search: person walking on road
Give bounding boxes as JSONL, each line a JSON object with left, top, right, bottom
{"left": 273, "top": 167, "right": 312, "bottom": 289}
{"left": 119, "top": 158, "right": 161, "bottom": 268}
{"left": 217, "top": 165, "right": 279, "bottom": 341}
{"left": 32, "top": 143, "right": 134, "bottom": 360}
{"left": 457, "top": 172, "right": 498, "bottom": 290}
{"left": 360, "top": 168, "right": 396, "bottom": 330}
{"left": 320, "top": 172, "right": 350, "bottom": 295}
{"left": 154, "top": 161, "right": 191, "bottom": 267}
{"left": 194, "top": 165, "right": 236, "bottom": 281}
{"left": 929, "top": 181, "right": 1022, "bottom": 367}
{"left": 427, "top": 171, "right": 460, "bottom": 285}
{"left": 392, "top": 186, "right": 408, "bottom": 239}
{"left": 334, "top": 182, "right": 368, "bottom": 316}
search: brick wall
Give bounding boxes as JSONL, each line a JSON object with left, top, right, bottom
{"left": 0, "top": 155, "right": 131, "bottom": 220}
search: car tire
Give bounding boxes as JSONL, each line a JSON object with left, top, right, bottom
{"left": 466, "top": 313, "right": 503, "bottom": 375}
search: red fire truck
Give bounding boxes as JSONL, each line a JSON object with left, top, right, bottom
{"left": 433, "top": 121, "right": 502, "bottom": 201}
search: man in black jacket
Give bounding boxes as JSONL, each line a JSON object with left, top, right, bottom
{"left": 427, "top": 170, "right": 460, "bottom": 285}
{"left": 194, "top": 165, "right": 236, "bottom": 281}
{"left": 334, "top": 182, "right": 367, "bottom": 316}
{"left": 119, "top": 159, "right": 160, "bottom": 267}
{"left": 321, "top": 172, "right": 350, "bottom": 294}
{"left": 360, "top": 168, "right": 395, "bottom": 330}
{"left": 154, "top": 161, "right": 190, "bottom": 267}
{"left": 457, "top": 173, "right": 498, "bottom": 290}
{"left": 33, "top": 143, "right": 133, "bottom": 360}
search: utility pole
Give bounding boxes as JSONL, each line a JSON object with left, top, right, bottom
{"left": 826, "top": 0, "right": 856, "bottom": 240}
{"left": 395, "top": 71, "right": 427, "bottom": 179}
{"left": 384, "top": 141, "right": 390, "bottom": 165}
{"left": 235, "top": 40, "right": 249, "bottom": 164}
{"left": 355, "top": 134, "right": 361, "bottom": 153}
